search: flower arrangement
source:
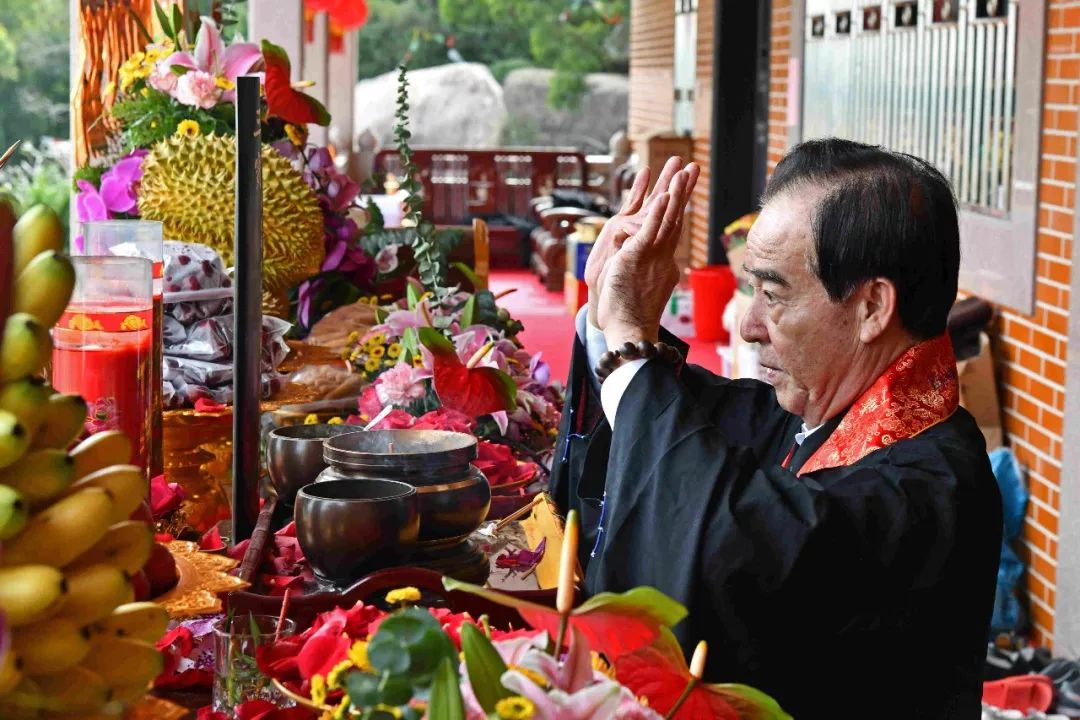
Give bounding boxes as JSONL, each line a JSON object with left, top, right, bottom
{"left": 72, "top": 5, "right": 393, "bottom": 326}
{"left": 204, "top": 514, "right": 791, "bottom": 720}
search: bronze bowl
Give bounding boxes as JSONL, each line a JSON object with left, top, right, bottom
{"left": 266, "top": 423, "right": 361, "bottom": 506}
{"left": 294, "top": 479, "right": 420, "bottom": 586}
{"left": 317, "top": 429, "right": 491, "bottom": 550}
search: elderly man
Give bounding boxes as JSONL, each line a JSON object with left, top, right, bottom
{"left": 551, "top": 139, "right": 1002, "bottom": 719}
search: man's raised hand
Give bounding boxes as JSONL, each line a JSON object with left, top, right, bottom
{"left": 597, "top": 162, "right": 700, "bottom": 347}
{"left": 584, "top": 156, "right": 687, "bottom": 327}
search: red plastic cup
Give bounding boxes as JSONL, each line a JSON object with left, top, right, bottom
{"left": 689, "top": 265, "right": 736, "bottom": 343}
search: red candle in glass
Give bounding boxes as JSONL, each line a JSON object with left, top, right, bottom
{"left": 50, "top": 257, "right": 153, "bottom": 470}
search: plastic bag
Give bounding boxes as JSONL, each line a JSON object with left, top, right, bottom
{"left": 166, "top": 314, "right": 292, "bottom": 367}
{"left": 164, "top": 241, "right": 233, "bottom": 322}
{"left": 162, "top": 373, "right": 286, "bottom": 409}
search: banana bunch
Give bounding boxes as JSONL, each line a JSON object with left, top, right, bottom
{"left": 0, "top": 202, "right": 166, "bottom": 717}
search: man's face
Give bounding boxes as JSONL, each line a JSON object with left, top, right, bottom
{"left": 740, "top": 189, "right": 862, "bottom": 423}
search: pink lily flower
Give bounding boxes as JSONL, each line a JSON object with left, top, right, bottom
{"left": 162, "top": 17, "right": 261, "bottom": 103}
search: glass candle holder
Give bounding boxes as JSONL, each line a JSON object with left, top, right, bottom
{"left": 50, "top": 256, "right": 153, "bottom": 471}
{"left": 78, "top": 220, "right": 165, "bottom": 477}
{"left": 212, "top": 614, "right": 298, "bottom": 714}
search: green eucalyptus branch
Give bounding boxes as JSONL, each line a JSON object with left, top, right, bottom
{"left": 394, "top": 64, "right": 446, "bottom": 303}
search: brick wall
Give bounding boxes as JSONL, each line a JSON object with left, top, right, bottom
{"left": 993, "top": 0, "right": 1078, "bottom": 647}
{"left": 628, "top": 0, "right": 675, "bottom": 143}
{"left": 761, "top": 0, "right": 1077, "bottom": 647}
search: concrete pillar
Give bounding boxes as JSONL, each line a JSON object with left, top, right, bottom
{"left": 303, "top": 12, "right": 330, "bottom": 147}
{"left": 248, "top": 0, "right": 304, "bottom": 82}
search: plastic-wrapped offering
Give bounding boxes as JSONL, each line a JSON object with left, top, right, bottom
{"left": 164, "top": 241, "right": 233, "bottom": 322}
{"left": 167, "top": 314, "right": 292, "bottom": 367}
{"left": 162, "top": 373, "right": 287, "bottom": 409}
{"left": 163, "top": 315, "right": 188, "bottom": 346}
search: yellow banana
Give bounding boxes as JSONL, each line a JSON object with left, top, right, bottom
{"left": 70, "top": 430, "right": 133, "bottom": 480}
{"left": 6, "top": 667, "right": 110, "bottom": 713}
{"left": 58, "top": 563, "right": 134, "bottom": 625}
{"left": 0, "top": 486, "right": 115, "bottom": 567}
{"left": 12, "top": 251, "right": 76, "bottom": 330}
{"left": 64, "top": 464, "right": 145, "bottom": 523}
{"left": 11, "top": 617, "right": 92, "bottom": 675}
{"left": 0, "top": 650, "right": 23, "bottom": 697}
{"left": 12, "top": 205, "right": 64, "bottom": 278}
{"left": 29, "top": 393, "right": 87, "bottom": 450}
{"left": 0, "top": 314, "right": 50, "bottom": 383}
{"left": 0, "top": 565, "right": 67, "bottom": 627}
{"left": 106, "top": 682, "right": 152, "bottom": 705}
{"left": 78, "top": 637, "right": 163, "bottom": 689}
{"left": 0, "top": 449, "right": 75, "bottom": 507}
{"left": 88, "top": 601, "right": 169, "bottom": 644}
{"left": 0, "top": 378, "right": 50, "bottom": 431}
{"left": 67, "top": 520, "right": 153, "bottom": 575}
{"left": 0, "top": 483, "right": 27, "bottom": 540}
{"left": 0, "top": 409, "right": 30, "bottom": 470}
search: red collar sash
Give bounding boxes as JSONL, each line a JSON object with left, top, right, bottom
{"left": 798, "top": 334, "right": 960, "bottom": 476}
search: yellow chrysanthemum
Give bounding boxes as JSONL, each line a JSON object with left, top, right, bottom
{"left": 215, "top": 75, "right": 236, "bottom": 91}
{"left": 387, "top": 343, "right": 402, "bottom": 359}
{"left": 176, "top": 120, "right": 201, "bottom": 139}
{"left": 304, "top": 413, "right": 319, "bottom": 425}
{"left": 285, "top": 123, "right": 308, "bottom": 146}
{"left": 369, "top": 345, "right": 386, "bottom": 358}
{"left": 412, "top": 355, "right": 425, "bottom": 368}
{"left": 328, "top": 416, "right": 344, "bottom": 425}
{"left": 326, "top": 659, "right": 354, "bottom": 689}
{"left": 364, "top": 357, "right": 381, "bottom": 373}
{"left": 385, "top": 586, "right": 421, "bottom": 605}
{"left": 348, "top": 640, "right": 371, "bottom": 671}
{"left": 340, "top": 347, "right": 353, "bottom": 360}
{"left": 346, "top": 331, "right": 360, "bottom": 344}
{"left": 366, "top": 333, "right": 386, "bottom": 348}
{"left": 495, "top": 696, "right": 536, "bottom": 720}
{"left": 311, "top": 674, "right": 328, "bottom": 706}
{"left": 508, "top": 666, "right": 548, "bottom": 689}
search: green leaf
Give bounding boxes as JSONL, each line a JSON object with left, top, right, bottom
{"left": 406, "top": 281, "right": 422, "bottom": 310}
{"left": 172, "top": 4, "right": 184, "bottom": 44}
{"left": 248, "top": 612, "right": 261, "bottom": 642}
{"left": 378, "top": 672, "right": 414, "bottom": 707}
{"left": 452, "top": 262, "right": 481, "bottom": 293}
{"left": 345, "top": 670, "right": 382, "bottom": 708}
{"left": 459, "top": 623, "right": 512, "bottom": 713}
{"left": 155, "top": 2, "right": 175, "bottom": 42}
{"left": 427, "top": 657, "right": 464, "bottom": 720}
{"left": 418, "top": 326, "right": 456, "bottom": 357}
{"left": 128, "top": 8, "right": 154, "bottom": 43}
{"left": 705, "top": 684, "right": 794, "bottom": 720}
{"left": 367, "top": 636, "right": 411, "bottom": 675}
{"left": 401, "top": 327, "right": 419, "bottom": 360}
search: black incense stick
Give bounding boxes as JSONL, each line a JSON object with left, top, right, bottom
{"left": 232, "top": 75, "right": 262, "bottom": 543}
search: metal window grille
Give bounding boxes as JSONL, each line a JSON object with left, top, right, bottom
{"left": 803, "top": 0, "right": 1017, "bottom": 216}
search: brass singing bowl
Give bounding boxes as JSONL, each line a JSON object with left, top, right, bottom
{"left": 294, "top": 478, "right": 420, "bottom": 587}
{"left": 265, "top": 423, "right": 361, "bottom": 506}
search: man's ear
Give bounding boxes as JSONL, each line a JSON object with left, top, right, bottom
{"left": 856, "top": 278, "right": 899, "bottom": 344}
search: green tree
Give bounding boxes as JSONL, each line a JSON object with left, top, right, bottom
{"left": 0, "top": 0, "right": 70, "bottom": 149}
{"left": 356, "top": 0, "right": 628, "bottom": 108}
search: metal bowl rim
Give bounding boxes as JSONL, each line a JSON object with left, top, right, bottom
{"left": 269, "top": 424, "right": 362, "bottom": 442}
{"left": 323, "top": 429, "right": 478, "bottom": 466}
{"left": 296, "top": 478, "right": 418, "bottom": 503}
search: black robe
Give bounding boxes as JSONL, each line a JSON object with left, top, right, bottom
{"left": 551, "top": 333, "right": 1002, "bottom": 720}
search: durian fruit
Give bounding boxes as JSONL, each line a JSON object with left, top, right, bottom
{"left": 137, "top": 134, "right": 325, "bottom": 316}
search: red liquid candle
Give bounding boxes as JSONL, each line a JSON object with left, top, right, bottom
{"left": 79, "top": 222, "right": 164, "bottom": 477}
{"left": 50, "top": 256, "right": 153, "bottom": 472}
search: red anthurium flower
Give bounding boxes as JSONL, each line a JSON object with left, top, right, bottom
{"left": 443, "top": 579, "right": 686, "bottom": 661}
{"left": 616, "top": 629, "right": 792, "bottom": 720}
{"left": 262, "top": 40, "right": 331, "bottom": 126}
{"left": 419, "top": 327, "right": 516, "bottom": 417}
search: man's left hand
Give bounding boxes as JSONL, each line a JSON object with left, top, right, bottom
{"left": 598, "top": 163, "right": 699, "bottom": 348}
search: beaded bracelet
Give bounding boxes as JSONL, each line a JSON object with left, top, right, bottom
{"left": 595, "top": 340, "right": 683, "bottom": 383}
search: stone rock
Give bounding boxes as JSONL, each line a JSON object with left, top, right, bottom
{"left": 354, "top": 63, "right": 507, "bottom": 149}
{"left": 501, "top": 68, "right": 629, "bottom": 152}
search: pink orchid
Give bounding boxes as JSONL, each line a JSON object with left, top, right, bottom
{"left": 161, "top": 17, "right": 261, "bottom": 103}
